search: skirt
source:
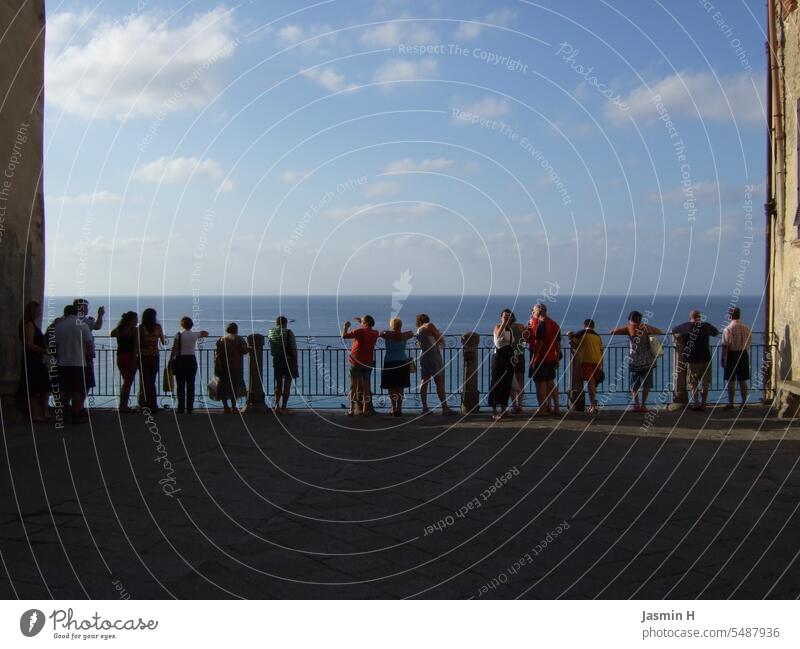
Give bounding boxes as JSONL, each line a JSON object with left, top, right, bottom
{"left": 381, "top": 359, "right": 411, "bottom": 390}
{"left": 488, "top": 347, "right": 514, "bottom": 409}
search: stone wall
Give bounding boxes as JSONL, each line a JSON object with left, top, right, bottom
{"left": 771, "top": 1, "right": 800, "bottom": 415}
{"left": 0, "top": 0, "right": 46, "bottom": 397}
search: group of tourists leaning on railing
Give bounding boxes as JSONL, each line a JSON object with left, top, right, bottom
{"left": 16, "top": 297, "right": 754, "bottom": 425}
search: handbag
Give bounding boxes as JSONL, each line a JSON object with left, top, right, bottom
{"left": 649, "top": 335, "right": 664, "bottom": 359}
{"left": 207, "top": 377, "right": 220, "bottom": 401}
{"left": 407, "top": 357, "right": 417, "bottom": 374}
{"left": 595, "top": 368, "right": 606, "bottom": 385}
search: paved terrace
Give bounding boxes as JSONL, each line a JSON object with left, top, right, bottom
{"left": 0, "top": 406, "right": 798, "bottom": 599}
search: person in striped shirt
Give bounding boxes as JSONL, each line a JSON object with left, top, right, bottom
{"left": 721, "top": 307, "right": 752, "bottom": 409}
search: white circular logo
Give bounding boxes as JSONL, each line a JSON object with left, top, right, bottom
{"left": 20, "top": 609, "right": 45, "bottom": 637}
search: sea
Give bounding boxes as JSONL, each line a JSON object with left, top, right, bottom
{"left": 46, "top": 293, "right": 765, "bottom": 339}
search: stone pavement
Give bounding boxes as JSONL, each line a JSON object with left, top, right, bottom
{"left": 0, "top": 405, "right": 798, "bottom": 599}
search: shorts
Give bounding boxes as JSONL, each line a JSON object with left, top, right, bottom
{"left": 530, "top": 360, "right": 558, "bottom": 382}
{"left": 723, "top": 351, "right": 750, "bottom": 382}
{"left": 629, "top": 367, "right": 653, "bottom": 392}
{"left": 349, "top": 365, "right": 374, "bottom": 382}
{"left": 273, "top": 356, "right": 295, "bottom": 382}
{"left": 581, "top": 362, "right": 602, "bottom": 382}
{"left": 688, "top": 360, "right": 712, "bottom": 388}
{"left": 60, "top": 365, "right": 88, "bottom": 394}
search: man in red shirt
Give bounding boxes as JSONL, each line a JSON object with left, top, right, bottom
{"left": 528, "top": 303, "right": 563, "bottom": 416}
{"left": 342, "top": 315, "right": 379, "bottom": 416}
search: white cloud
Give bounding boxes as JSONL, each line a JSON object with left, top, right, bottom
{"left": 303, "top": 65, "right": 357, "bottom": 92}
{"left": 384, "top": 157, "right": 456, "bottom": 173}
{"left": 46, "top": 191, "right": 125, "bottom": 205}
{"left": 276, "top": 23, "right": 336, "bottom": 52}
{"left": 133, "top": 156, "right": 233, "bottom": 192}
{"left": 454, "top": 9, "right": 516, "bottom": 40}
{"left": 46, "top": 8, "right": 238, "bottom": 120}
{"left": 279, "top": 170, "right": 312, "bottom": 184}
{"left": 452, "top": 96, "right": 510, "bottom": 124}
{"left": 374, "top": 58, "right": 437, "bottom": 83}
{"left": 360, "top": 22, "right": 437, "bottom": 47}
{"left": 363, "top": 180, "right": 400, "bottom": 197}
{"left": 608, "top": 70, "right": 765, "bottom": 125}
{"left": 323, "top": 202, "right": 440, "bottom": 220}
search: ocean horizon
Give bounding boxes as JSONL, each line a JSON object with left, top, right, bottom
{"left": 44, "top": 293, "right": 767, "bottom": 338}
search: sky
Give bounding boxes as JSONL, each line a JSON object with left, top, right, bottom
{"left": 42, "top": 0, "right": 767, "bottom": 298}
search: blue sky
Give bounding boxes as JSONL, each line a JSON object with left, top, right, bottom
{"left": 43, "top": 0, "right": 766, "bottom": 298}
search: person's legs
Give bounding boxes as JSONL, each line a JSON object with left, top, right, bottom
{"left": 587, "top": 377, "right": 597, "bottom": 411}
{"left": 175, "top": 366, "right": 187, "bottom": 413}
{"left": 281, "top": 377, "right": 292, "bottom": 410}
{"left": 641, "top": 370, "right": 652, "bottom": 409}
{"left": 548, "top": 375, "right": 561, "bottom": 414}
{"left": 186, "top": 358, "right": 197, "bottom": 412}
{"left": 740, "top": 380, "right": 748, "bottom": 405}
{"left": 726, "top": 380, "right": 736, "bottom": 407}
{"left": 419, "top": 376, "right": 430, "bottom": 412}
{"left": 435, "top": 374, "right": 452, "bottom": 413}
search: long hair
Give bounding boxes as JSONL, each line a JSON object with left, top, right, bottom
{"left": 23, "top": 301, "right": 40, "bottom": 325}
{"left": 141, "top": 308, "right": 158, "bottom": 332}
{"left": 113, "top": 311, "right": 137, "bottom": 332}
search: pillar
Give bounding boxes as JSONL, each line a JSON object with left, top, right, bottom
{"left": 0, "top": 1, "right": 46, "bottom": 405}
{"left": 245, "top": 334, "right": 268, "bottom": 412}
{"left": 670, "top": 333, "right": 689, "bottom": 408}
{"left": 461, "top": 332, "right": 480, "bottom": 414}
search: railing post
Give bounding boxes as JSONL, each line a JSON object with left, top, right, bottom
{"left": 568, "top": 337, "right": 585, "bottom": 412}
{"left": 461, "top": 332, "right": 480, "bottom": 414}
{"left": 670, "top": 333, "right": 688, "bottom": 408}
{"left": 245, "top": 333, "right": 268, "bottom": 413}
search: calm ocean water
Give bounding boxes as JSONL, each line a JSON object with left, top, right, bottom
{"left": 48, "top": 294, "right": 766, "bottom": 338}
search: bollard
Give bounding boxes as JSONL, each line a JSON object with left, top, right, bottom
{"left": 568, "top": 337, "right": 585, "bottom": 412}
{"left": 245, "top": 334, "right": 268, "bottom": 413}
{"left": 461, "top": 332, "right": 480, "bottom": 414}
{"left": 670, "top": 333, "right": 688, "bottom": 408}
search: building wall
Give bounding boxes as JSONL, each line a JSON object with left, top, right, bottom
{"left": 770, "top": 0, "right": 800, "bottom": 413}
{"left": 0, "top": 0, "right": 46, "bottom": 396}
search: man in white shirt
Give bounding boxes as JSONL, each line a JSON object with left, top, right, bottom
{"left": 74, "top": 298, "right": 104, "bottom": 394}
{"left": 721, "top": 307, "right": 752, "bottom": 409}
{"left": 54, "top": 304, "right": 94, "bottom": 423}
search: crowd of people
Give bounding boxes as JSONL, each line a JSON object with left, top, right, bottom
{"left": 16, "top": 298, "right": 754, "bottom": 423}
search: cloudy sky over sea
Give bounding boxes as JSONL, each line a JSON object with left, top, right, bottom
{"left": 43, "top": 0, "right": 765, "bottom": 298}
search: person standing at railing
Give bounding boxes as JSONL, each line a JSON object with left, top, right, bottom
{"left": 170, "top": 316, "right": 209, "bottom": 415}
{"left": 567, "top": 319, "right": 604, "bottom": 415}
{"left": 671, "top": 310, "right": 719, "bottom": 412}
{"left": 610, "top": 311, "right": 662, "bottom": 413}
{"left": 215, "top": 322, "right": 249, "bottom": 414}
{"left": 415, "top": 314, "right": 455, "bottom": 416}
{"left": 268, "top": 316, "right": 298, "bottom": 415}
{"left": 54, "top": 304, "right": 94, "bottom": 424}
{"left": 342, "top": 316, "right": 379, "bottom": 416}
{"left": 379, "top": 318, "right": 415, "bottom": 417}
{"left": 110, "top": 311, "right": 138, "bottom": 413}
{"left": 529, "top": 303, "right": 562, "bottom": 416}
{"left": 509, "top": 312, "right": 527, "bottom": 414}
{"left": 721, "top": 307, "right": 752, "bottom": 410}
{"left": 135, "top": 308, "right": 166, "bottom": 413}
{"left": 489, "top": 309, "right": 515, "bottom": 421}
{"left": 18, "top": 301, "right": 50, "bottom": 422}
{"left": 74, "top": 298, "right": 104, "bottom": 404}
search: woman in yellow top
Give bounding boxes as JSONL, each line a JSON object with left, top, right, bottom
{"left": 567, "top": 319, "right": 604, "bottom": 415}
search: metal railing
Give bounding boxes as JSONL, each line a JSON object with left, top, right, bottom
{"left": 83, "top": 333, "right": 775, "bottom": 410}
